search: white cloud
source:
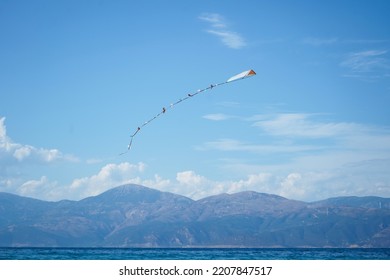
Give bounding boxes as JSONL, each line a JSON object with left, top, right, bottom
{"left": 252, "top": 113, "right": 390, "bottom": 154}
{"left": 174, "top": 171, "right": 212, "bottom": 198}
{"left": 199, "top": 12, "right": 246, "bottom": 49}
{"left": 206, "top": 30, "right": 246, "bottom": 49}
{"left": 68, "top": 162, "right": 146, "bottom": 199}
{"left": 202, "top": 113, "right": 233, "bottom": 121}
{"left": 225, "top": 173, "right": 274, "bottom": 195}
{"left": 19, "top": 176, "right": 51, "bottom": 197}
{"left": 341, "top": 50, "right": 388, "bottom": 72}
{"left": 340, "top": 49, "right": 389, "bottom": 80}
{"left": 0, "top": 117, "right": 6, "bottom": 140}
{"left": 0, "top": 116, "right": 78, "bottom": 164}
{"left": 0, "top": 116, "right": 80, "bottom": 200}
{"left": 139, "top": 174, "right": 171, "bottom": 191}
{"left": 168, "top": 170, "right": 276, "bottom": 200}
{"left": 13, "top": 146, "right": 32, "bottom": 161}
{"left": 200, "top": 113, "right": 390, "bottom": 163}
{"left": 165, "top": 169, "right": 390, "bottom": 201}
{"left": 198, "top": 13, "right": 226, "bottom": 29}
{"left": 196, "top": 113, "right": 390, "bottom": 176}
{"left": 177, "top": 170, "right": 207, "bottom": 186}
{"left": 198, "top": 138, "right": 320, "bottom": 154}
{"left": 253, "top": 113, "right": 362, "bottom": 138}
{"left": 280, "top": 173, "right": 305, "bottom": 198}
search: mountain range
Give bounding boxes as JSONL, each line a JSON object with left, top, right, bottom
{"left": 1, "top": 184, "right": 389, "bottom": 247}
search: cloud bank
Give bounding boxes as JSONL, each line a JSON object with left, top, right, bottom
{"left": 1, "top": 114, "right": 390, "bottom": 202}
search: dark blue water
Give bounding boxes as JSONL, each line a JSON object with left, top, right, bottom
{"left": 1, "top": 248, "right": 390, "bottom": 260}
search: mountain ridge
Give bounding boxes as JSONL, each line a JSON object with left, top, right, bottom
{"left": 1, "top": 184, "right": 390, "bottom": 247}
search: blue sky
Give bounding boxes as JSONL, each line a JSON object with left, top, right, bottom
{"left": 1, "top": 0, "right": 390, "bottom": 201}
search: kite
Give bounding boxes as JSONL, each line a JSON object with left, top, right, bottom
{"left": 123, "top": 69, "right": 256, "bottom": 154}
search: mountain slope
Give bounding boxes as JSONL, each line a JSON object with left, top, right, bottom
{"left": 1, "top": 184, "right": 390, "bottom": 247}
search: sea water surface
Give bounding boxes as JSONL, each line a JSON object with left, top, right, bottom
{"left": 1, "top": 248, "right": 390, "bottom": 260}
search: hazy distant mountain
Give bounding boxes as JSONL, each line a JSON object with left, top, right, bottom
{"left": 1, "top": 184, "right": 389, "bottom": 247}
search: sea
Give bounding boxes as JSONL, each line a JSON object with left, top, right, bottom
{"left": 1, "top": 248, "right": 390, "bottom": 260}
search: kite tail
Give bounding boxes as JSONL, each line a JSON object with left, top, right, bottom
{"left": 120, "top": 69, "right": 256, "bottom": 154}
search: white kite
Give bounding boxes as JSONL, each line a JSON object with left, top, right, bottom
{"left": 227, "top": 69, "right": 256, "bottom": 82}
{"left": 122, "top": 69, "right": 256, "bottom": 154}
